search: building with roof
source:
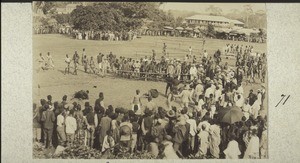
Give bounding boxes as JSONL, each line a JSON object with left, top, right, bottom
{"left": 229, "top": 19, "right": 244, "bottom": 27}
{"left": 185, "top": 15, "right": 244, "bottom": 28}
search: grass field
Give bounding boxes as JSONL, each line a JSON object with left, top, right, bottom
{"left": 33, "top": 34, "right": 267, "bottom": 110}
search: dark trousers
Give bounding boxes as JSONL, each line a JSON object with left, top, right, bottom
{"left": 43, "top": 128, "right": 53, "bottom": 149}
{"left": 165, "top": 83, "right": 172, "bottom": 95}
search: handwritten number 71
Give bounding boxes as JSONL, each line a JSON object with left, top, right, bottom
{"left": 275, "top": 94, "right": 290, "bottom": 107}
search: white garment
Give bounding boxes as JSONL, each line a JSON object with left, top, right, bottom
{"left": 197, "top": 121, "right": 211, "bottom": 132}
{"left": 210, "top": 105, "right": 216, "bottom": 119}
{"left": 204, "top": 52, "right": 208, "bottom": 58}
{"left": 190, "top": 67, "right": 197, "bottom": 76}
{"left": 186, "top": 119, "right": 197, "bottom": 136}
{"left": 197, "top": 99, "right": 205, "bottom": 111}
{"left": 102, "top": 135, "right": 115, "bottom": 152}
{"left": 57, "top": 114, "right": 64, "bottom": 127}
{"left": 205, "top": 87, "right": 214, "bottom": 98}
{"left": 215, "top": 89, "right": 222, "bottom": 102}
{"left": 243, "top": 104, "right": 252, "bottom": 120}
{"left": 65, "top": 116, "right": 77, "bottom": 134}
{"left": 223, "top": 140, "right": 241, "bottom": 159}
{"left": 235, "top": 97, "right": 245, "bottom": 108}
{"left": 195, "top": 84, "right": 204, "bottom": 95}
{"left": 65, "top": 57, "right": 71, "bottom": 63}
{"left": 257, "top": 93, "right": 262, "bottom": 106}
{"left": 244, "top": 136, "right": 260, "bottom": 159}
{"left": 251, "top": 100, "right": 261, "bottom": 119}
{"left": 162, "top": 141, "right": 179, "bottom": 159}
{"left": 237, "top": 86, "right": 244, "bottom": 95}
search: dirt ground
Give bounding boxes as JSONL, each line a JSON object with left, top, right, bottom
{"left": 33, "top": 34, "right": 267, "bottom": 110}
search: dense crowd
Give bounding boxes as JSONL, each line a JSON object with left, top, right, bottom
{"left": 71, "top": 30, "right": 138, "bottom": 41}
{"left": 38, "top": 43, "right": 267, "bottom": 85}
{"left": 34, "top": 42, "right": 268, "bottom": 159}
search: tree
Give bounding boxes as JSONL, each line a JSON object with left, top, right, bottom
{"left": 243, "top": 4, "right": 253, "bottom": 27}
{"left": 53, "top": 14, "right": 71, "bottom": 25}
{"left": 42, "top": 2, "right": 55, "bottom": 14}
{"left": 205, "top": 5, "right": 223, "bottom": 16}
{"left": 206, "top": 24, "right": 216, "bottom": 37}
{"left": 69, "top": 2, "right": 176, "bottom": 31}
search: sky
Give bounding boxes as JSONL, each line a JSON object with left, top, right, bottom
{"left": 159, "top": 3, "right": 266, "bottom": 14}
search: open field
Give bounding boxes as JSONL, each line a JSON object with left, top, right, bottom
{"left": 33, "top": 34, "right": 267, "bottom": 110}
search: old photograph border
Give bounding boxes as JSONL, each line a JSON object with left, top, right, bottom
{"left": 1, "top": 2, "right": 300, "bottom": 163}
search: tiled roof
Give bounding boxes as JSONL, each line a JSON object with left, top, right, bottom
{"left": 185, "top": 15, "right": 231, "bottom": 23}
{"left": 230, "top": 19, "right": 244, "bottom": 25}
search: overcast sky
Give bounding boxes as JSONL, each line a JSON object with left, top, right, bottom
{"left": 159, "top": 3, "right": 266, "bottom": 14}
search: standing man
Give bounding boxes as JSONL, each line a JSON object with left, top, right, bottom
{"left": 102, "top": 58, "right": 110, "bottom": 77}
{"left": 188, "top": 46, "right": 193, "bottom": 58}
{"left": 189, "top": 64, "right": 198, "bottom": 81}
{"left": 174, "top": 85, "right": 192, "bottom": 108}
{"left": 89, "top": 56, "right": 96, "bottom": 74}
{"left": 165, "top": 74, "right": 174, "bottom": 96}
{"left": 73, "top": 51, "right": 80, "bottom": 75}
{"left": 40, "top": 104, "right": 55, "bottom": 149}
{"left": 203, "top": 50, "right": 208, "bottom": 59}
{"left": 82, "top": 48, "right": 86, "bottom": 65}
{"left": 65, "top": 110, "right": 77, "bottom": 147}
{"left": 38, "top": 53, "right": 45, "bottom": 72}
{"left": 97, "top": 53, "right": 104, "bottom": 76}
{"left": 82, "top": 55, "right": 89, "bottom": 73}
{"left": 47, "top": 52, "right": 54, "bottom": 69}
{"left": 64, "top": 54, "right": 71, "bottom": 75}
{"left": 163, "top": 43, "right": 167, "bottom": 56}
{"left": 56, "top": 109, "right": 66, "bottom": 146}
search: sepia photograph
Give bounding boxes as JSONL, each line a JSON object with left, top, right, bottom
{"left": 32, "top": 2, "right": 268, "bottom": 159}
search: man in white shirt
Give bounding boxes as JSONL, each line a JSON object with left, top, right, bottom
{"left": 195, "top": 80, "right": 204, "bottom": 102}
{"left": 174, "top": 85, "right": 192, "bottom": 108}
{"left": 242, "top": 99, "right": 252, "bottom": 121}
{"left": 237, "top": 83, "right": 244, "bottom": 95}
{"left": 56, "top": 110, "right": 66, "bottom": 146}
{"left": 257, "top": 89, "right": 262, "bottom": 106}
{"left": 186, "top": 113, "right": 197, "bottom": 151}
{"left": 189, "top": 64, "right": 198, "bottom": 80}
{"left": 205, "top": 84, "right": 214, "bottom": 101}
{"left": 203, "top": 50, "right": 208, "bottom": 58}
{"left": 65, "top": 110, "right": 77, "bottom": 147}
{"left": 251, "top": 99, "right": 261, "bottom": 120}
{"left": 234, "top": 94, "right": 244, "bottom": 108}
{"left": 64, "top": 54, "right": 71, "bottom": 75}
